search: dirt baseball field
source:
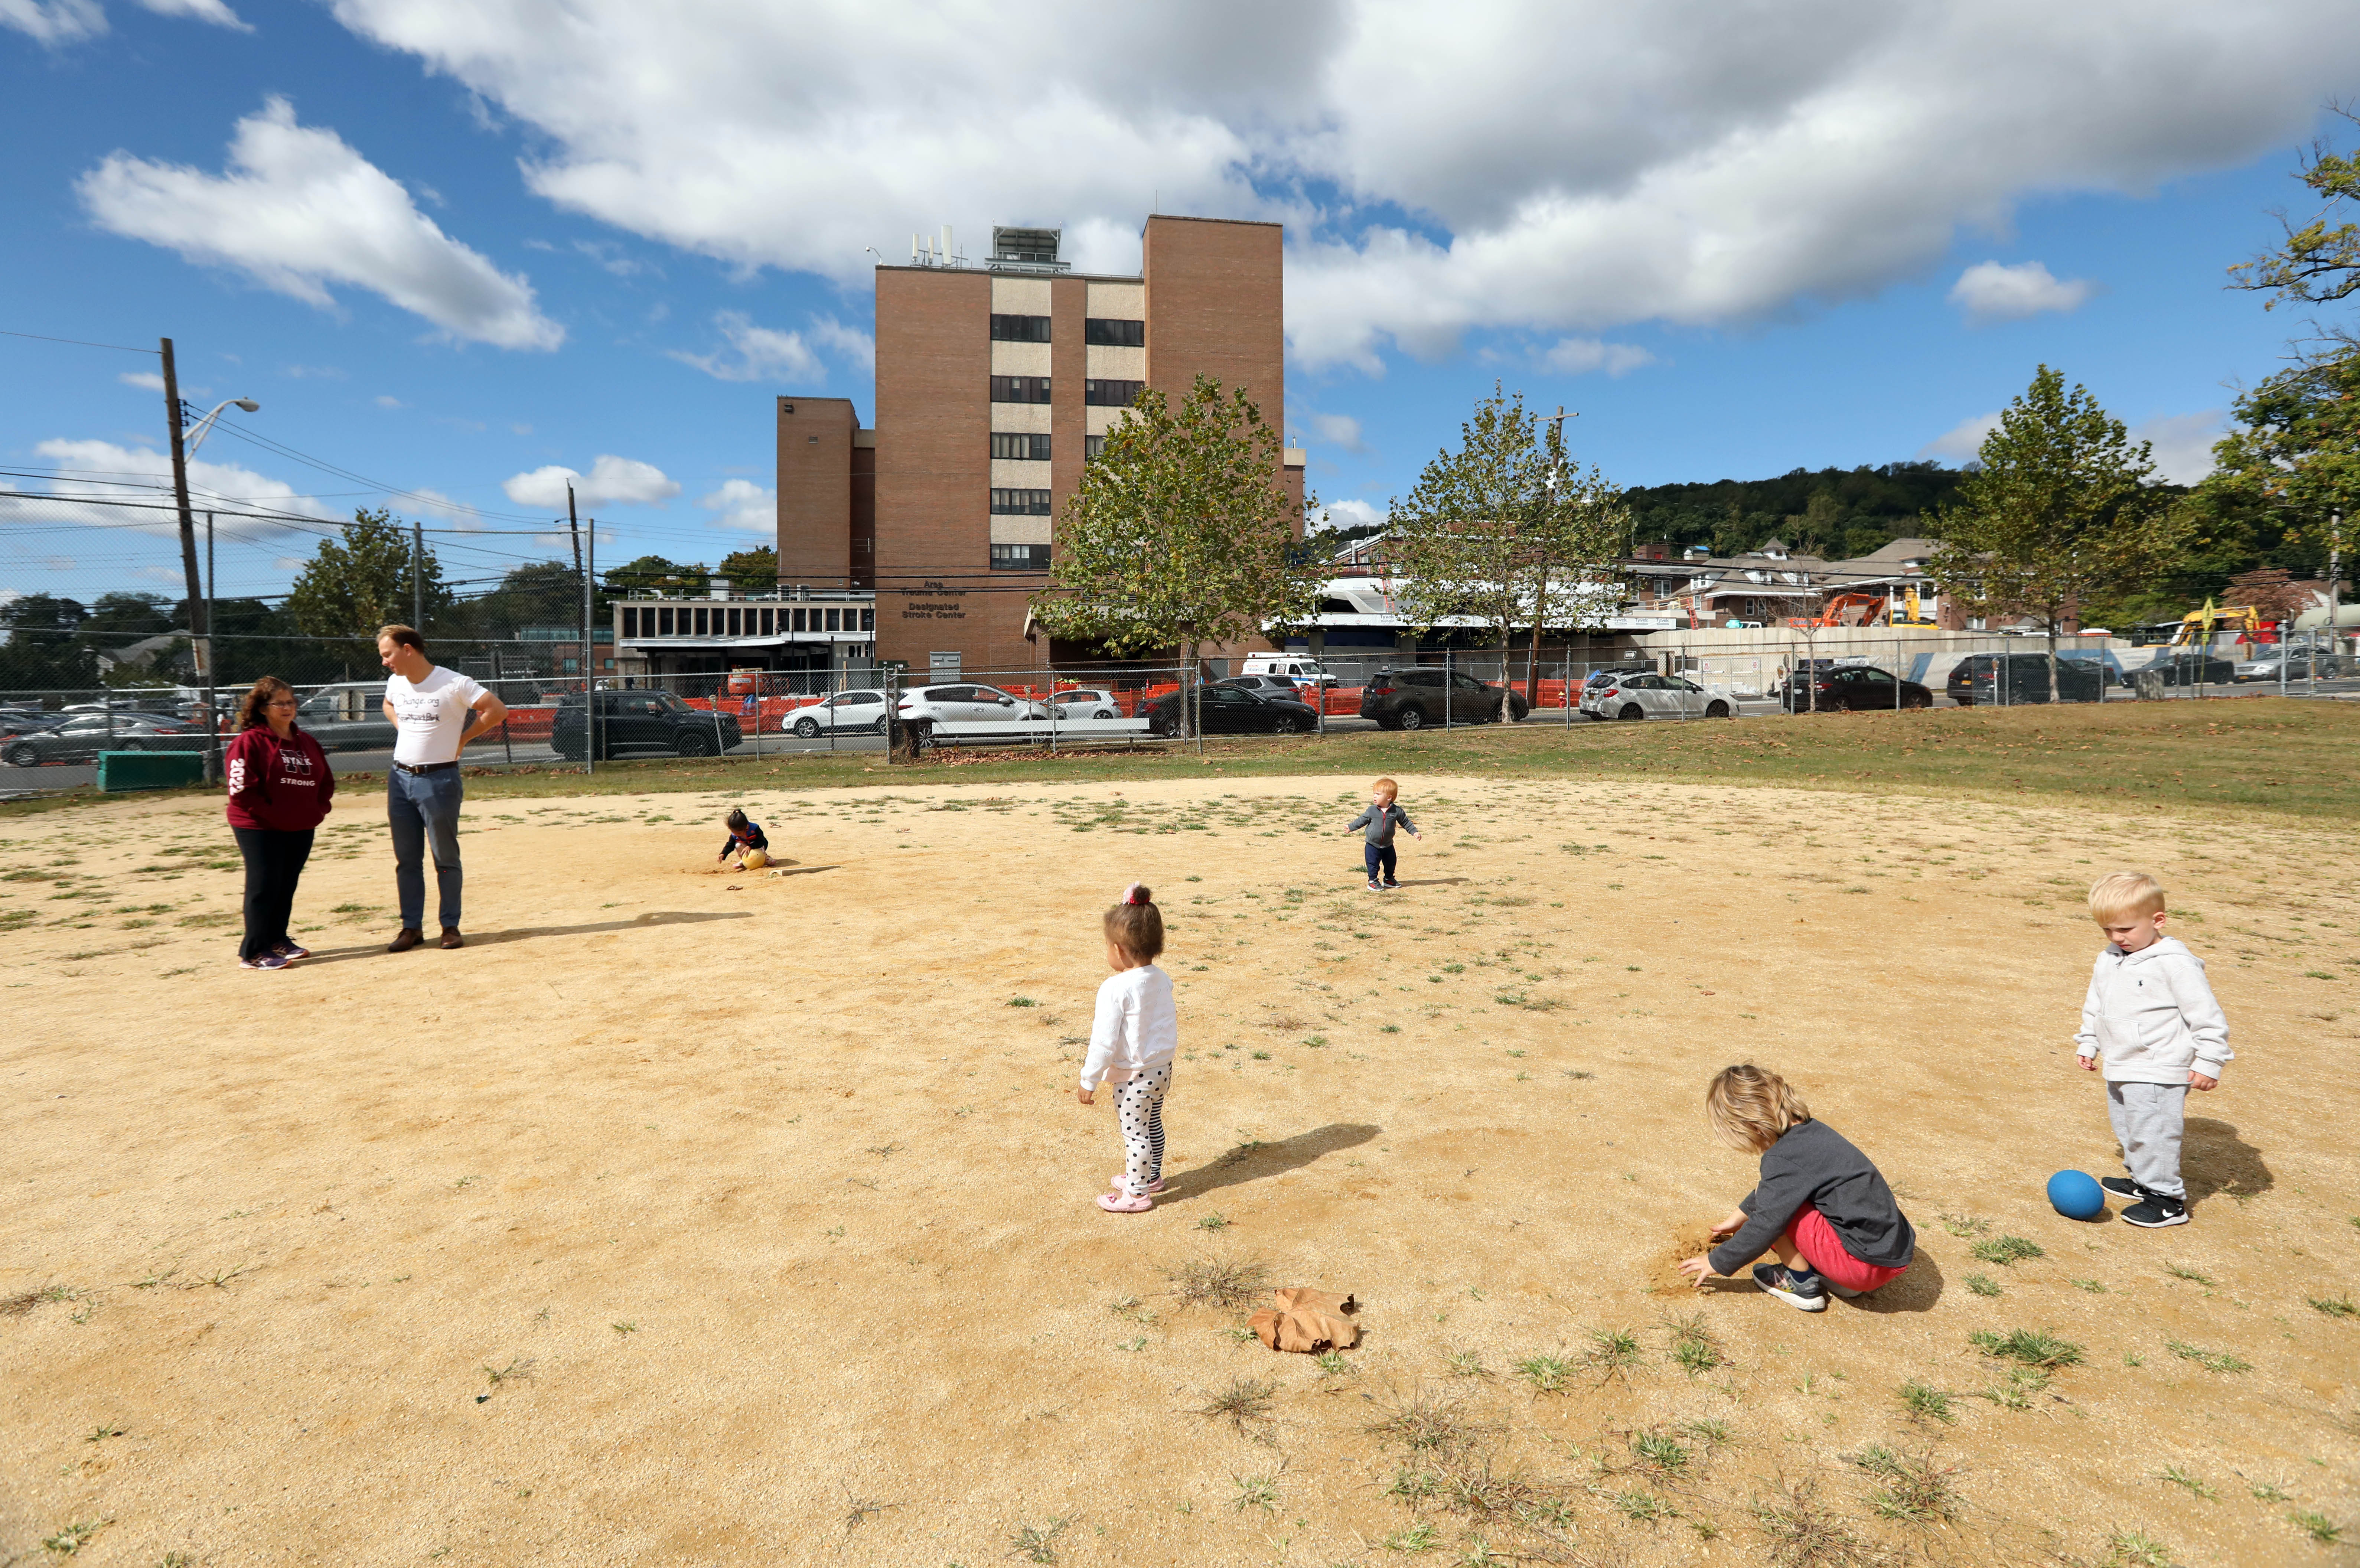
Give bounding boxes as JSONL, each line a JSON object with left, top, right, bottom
{"left": 3, "top": 774, "right": 2353, "bottom": 1566}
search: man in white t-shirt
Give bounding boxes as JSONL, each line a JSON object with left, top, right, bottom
{"left": 378, "top": 625, "right": 508, "bottom": 952}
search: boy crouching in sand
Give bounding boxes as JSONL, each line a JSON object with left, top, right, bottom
{"left": 1678, "top": 1065, "right": 1916, "bottom": 1311}
{"left": 2075, "top": 871, "right": 2230, "bottom": 1229}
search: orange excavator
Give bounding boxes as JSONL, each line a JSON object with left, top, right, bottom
{"left": 1787, "top": 592, "right": 1890, "bottom": 630}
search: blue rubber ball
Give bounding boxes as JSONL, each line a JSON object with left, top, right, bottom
{"left": 2047, "top": 1169, "right": 2106, "bottom": 1220}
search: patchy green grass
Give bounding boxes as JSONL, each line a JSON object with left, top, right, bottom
{"left": 19, "top": 701, "right": 2357, "bottom": 824}
{"left": 1970, "top": 1235, "right": 2045, "bottom": 1266}
{"left": 2164, "top": 1339, "right": 2252, "bottom": 1373}
{"left": 1970, "top": 1329, "right": 2085, "bottom": 1369}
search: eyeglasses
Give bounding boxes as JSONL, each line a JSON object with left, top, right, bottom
{"left": 266, "top": 698, "right": 298, "bottom": 709}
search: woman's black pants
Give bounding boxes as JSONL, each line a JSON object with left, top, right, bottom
{"left": 231, "top": 826, "right": 314, "bottom": 961}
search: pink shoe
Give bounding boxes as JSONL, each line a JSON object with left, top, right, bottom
{"left": 1109, "top": 1174, "right": 1167, "bottom": 1195}
{"left": 1096, "top": 1191, "right": 1154, "bottom": 1214}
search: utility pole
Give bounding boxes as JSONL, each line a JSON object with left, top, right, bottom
{"left": 568, "top": 483, "right": 592, "bottom": 776}
{"left": 412, "top": 517, "right": 424, "bottom": 632}
{"left": 203, "top": 511, "right": 221, "bottom": 784}
{"left": 160, "top": 338, "right": 207, "bottom": 683}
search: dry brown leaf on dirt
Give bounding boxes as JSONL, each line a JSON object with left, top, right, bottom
{"left": 1249, "top": 1287, "right": 1359, "bottom": 1352}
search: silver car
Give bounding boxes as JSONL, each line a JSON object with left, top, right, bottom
{"left": 1578, "top": 672, "right": 1733, "bottom": 721}
{"left": 1049, "top": 687, "right": 1122, "bottom": 718}
{"left": 896, "top": 684, "right": 1049, "bottom": 727}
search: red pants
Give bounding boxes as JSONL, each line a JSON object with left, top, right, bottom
{"left": 1792, "top": 1208, "right": 1908, "bottom": 1294}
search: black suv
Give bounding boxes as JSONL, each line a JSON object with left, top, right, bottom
{"left": 551, "top": 690, "right": 741, "bottom": 759}
{"left": 1946, "top": 652, "right": 2104, "bottom": 705}
{"left": 1360, "top": 668, "right": 1530, "bottom": 728}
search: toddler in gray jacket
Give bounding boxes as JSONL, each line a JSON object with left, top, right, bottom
{"left": 2074, "top": 871, "right": 2231, "bottom": 1229}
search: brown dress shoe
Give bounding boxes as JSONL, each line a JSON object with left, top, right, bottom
{"left": 439, "top": 928, "right": 465, "bottom": 949}
{"left": 387, "top": 928, "right": 423, "bottom": 953}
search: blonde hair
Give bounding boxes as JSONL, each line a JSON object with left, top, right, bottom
{"left": 1371, "top": 776, "right": 1399, "bottom": 801}
{"left": 2089, "top": 871, "right": 2165, "bottom": 922}
{"left": 1104, "top": 883, "right": 1164, "bottom": 963}
{"left": 1705, "top": 1064, "right": 1812, "bottom": 1153}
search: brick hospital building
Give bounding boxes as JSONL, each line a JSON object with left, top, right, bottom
{"left": 775, "top": 215, "right": 1303, "bottom": 678}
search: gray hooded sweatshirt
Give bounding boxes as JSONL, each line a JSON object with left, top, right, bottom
{"left": 2073, "top": 935, "right": 2231, "bottom": 1084}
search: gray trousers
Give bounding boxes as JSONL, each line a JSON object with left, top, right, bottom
{"left": 2106, "top": 1080, "right": 2187, "bottom": 1199}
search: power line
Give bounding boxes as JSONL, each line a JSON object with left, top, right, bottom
{"left": 0, "top": 327, "right": 160, "bottom": 355}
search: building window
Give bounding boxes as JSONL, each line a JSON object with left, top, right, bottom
{"left": 693, "top": 607, "right": 710, "bottom": 636}
{"left": 825, "top": 608, "right": 842, "bottom": 631}
{"left": 991, "top": 544, "right": 1051, "bottom": 571}
{"left": 861, "top": 607, "right": 874, "bottom": 630}
{"left": 1083, "top": 379, "right": 1142, "bottom": 407}
{"left": 991, "top": 432, "right": 1052, "bottom": 460}
{"left": 990, "top": 313, "right": 1052, "bottom": 342}
{"left": 620, "top": 607, "right": 638, "bottom": 638}
{"left": 990, "top": 488, "right": 1054, "bottom": 515}
{"left": 990, "top": 375, "right": 1052, "bottom": 403}
{"left": 563, "top": 658, "right": 579, "bottom": 673}
{"left": 1084, "top": 435, "right": 1106, "bottom": 462}
{"left": 1084, "top": 318, "right": 1144, "bottom": 347}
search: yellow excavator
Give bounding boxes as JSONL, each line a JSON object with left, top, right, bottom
{"left": 2166, "top": 599, "right": 2269, "bottom": 649}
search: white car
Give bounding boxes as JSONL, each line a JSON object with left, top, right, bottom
{"left": 789, "top": 688, "right": 891, "bottom": 736}
{"left": 1241, "top": 653, "right": 1338, "bottom": 687}
{"left": 1579, "top": 672, "right": 1733, "bottom": 721}
{"left": 896, "top": 683, "right": 1048, "bottom": 727}
{"left": 1049, "top": 686, "right": 1122, "bottom": 718}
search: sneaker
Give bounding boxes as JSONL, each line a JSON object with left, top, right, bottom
{"left": 273, "top": 941, "right": 311, "bottom": 961}
{"left": 1381, "top": 879, "right": 1400, "bottom": 889}
{"left": 2099, "top": 1176, "right": 2146, "bottom": 1202}
{"left": 1366, "top": 879, "right": 1383, "bottom": 892}
{"left": 239, "top": 952, "right": 290, "bottom": 971}
{"left": 2120, "top": 1194, "right": 2189, "bottom": 1229}
{"left": 1751, "top": 1262, "right": 1828, "bottom": 1311}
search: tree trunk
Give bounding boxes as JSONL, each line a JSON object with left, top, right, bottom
{"left": 2047, "top": 616, "right": 2060, "bottom": 705}
{"left": 1526, "top": 570, "right": 1548, "bottom": 707}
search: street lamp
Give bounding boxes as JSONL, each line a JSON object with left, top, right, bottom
{"left": 182, "top": 397, "right": 260, "bottom": 456}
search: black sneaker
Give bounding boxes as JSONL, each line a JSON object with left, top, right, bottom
{"left": 1752, "top": 1263, "right": 1828, "bottom": 1311}
{"left": 2100, "top": 1176, "right": 2146, "bottom": 1202}
{"left": 2121, "top": 1194, "right": 2189, "bottom": 1229}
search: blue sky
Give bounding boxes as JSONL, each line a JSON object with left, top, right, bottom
{"left": 3, "top": 0, "right": 2356, "bottom": 611}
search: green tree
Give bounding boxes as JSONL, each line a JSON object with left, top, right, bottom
{"left": 1929, "top": 366, "right": 2186, "bottom": 700}
{"left": 604, "top": 554, "right": 708, "bottom": 596}
{"left": 717, "top": 545, "right": 779, "bottom": 589}
{"left": 284, "top": 508, "right": 449, "bottom": 642}
{"left": 0, "top": 594, "right": 96, "bottom": 692}
{"left": 1030, "top": 375, "right": 1314, "bottom": 736}
{"left": 2208, "top": 351, "right": 2357, "bottom": 622}
{"left": 1381, "top": 386, "right": 1629, "bottom": 698}
{"left": 473, "top": 561, "right": 590, "bottom": 636}
{"left": 2230, "top": 105, "right": 2360, "bottom": 343}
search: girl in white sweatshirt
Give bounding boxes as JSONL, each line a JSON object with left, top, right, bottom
{"left": 1078, "top": 883, "right": 1179, "bottom": 1214}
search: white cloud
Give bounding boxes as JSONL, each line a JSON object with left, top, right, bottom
{"left": 323, "top": 0, "right": 2360, "bottom": 372}
{"left": 807, "top": 315, "right": 874, "bottom": 372}
{"left": 501, "top": 454, "right": 681, "bottom": 509}
{"left": 0, "top": 0, "right": 104, "bottom": 45}
{"left": 374, "top": 394, "right": 405, "bottom": 408}
{"left": 78, "top": 96, "right": 564, "bottom": 350}
{"left": 671, "top": 310, "right": 870, "bottom": 383}
{"left": 1319, "top": 498, "right": 1387, "bottom": 530}
{"left": 1308, "top": 413, "right": 1364, "bottom": 453}
{"left": 133, "top": 0, "right": 250, "bottom": 32}
{"left": 2133, "top": 409, "right": 2223, "bottom": 485}
{"left": 700, "top": 478, "right": 776, "bottom": 533}
{"left": 1948, "top": 260, "right": 2098, "bottom": 323}
{"left": 1919, "top": 411, "right": 2001, "bottom": 463}
{"left": 119, "top": 370, "right": 167, "bottom": 392}
{"left": 17, "top": 437, "right": 335, "bottom": 528}
{"left": 670, "top": 311, "right": 821, "bottom": 383}
{"left": 1539, "top": 337, "right": 1656, "bottom": 377}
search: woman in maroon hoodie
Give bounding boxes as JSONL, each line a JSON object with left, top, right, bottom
{"left": 224, "top": 676, "right": 335, "bottom": 970}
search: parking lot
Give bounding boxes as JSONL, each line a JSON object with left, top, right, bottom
{"left": 6, "top": 672, "right": 2354, "bottom": 796}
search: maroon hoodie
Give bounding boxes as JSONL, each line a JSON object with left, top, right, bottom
{"left": 224, "top": 725, "right": 335, "bottom": 831}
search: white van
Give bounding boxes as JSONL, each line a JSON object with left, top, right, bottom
{"left": 1241, "top": 653, "right": 1337, "bottom": 687}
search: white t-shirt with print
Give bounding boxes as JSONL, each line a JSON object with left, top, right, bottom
{"left": 386, "top": 665, "right": 488, "bottom": 765}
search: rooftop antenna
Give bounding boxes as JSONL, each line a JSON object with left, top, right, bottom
{"left": 911, "top": 232, "right": 920, "bottom": 264}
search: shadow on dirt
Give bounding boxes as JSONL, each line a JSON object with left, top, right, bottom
{"left": 1160, "top": 1123, "right": 1382, "bottom": 1203}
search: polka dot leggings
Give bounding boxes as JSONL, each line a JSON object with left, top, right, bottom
{"left": 1114, "top": 1064, "right": 1171, "bottom": 1197}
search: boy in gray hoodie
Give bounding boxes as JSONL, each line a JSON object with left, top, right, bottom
{"left": 2074, "top": 871, "right": 2231, "bottom": 1229}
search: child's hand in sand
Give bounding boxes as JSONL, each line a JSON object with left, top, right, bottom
{"left": 1708, "top": 1207, "right": 1747, "bottom": 1239}
{"left": 1677, "top": 1257, "right": 1718, "bottom": 1287}
{"left": 1076, "top": 1088, "right": 1094, "bottom": 1105}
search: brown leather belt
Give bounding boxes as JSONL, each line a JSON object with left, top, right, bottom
{"left": 393, "top": 760, "right": 458, "bottom": 775}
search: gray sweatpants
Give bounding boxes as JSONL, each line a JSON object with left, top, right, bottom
{"left": 2106, "top": 1080, "right": 2187, "bottom": 1199}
